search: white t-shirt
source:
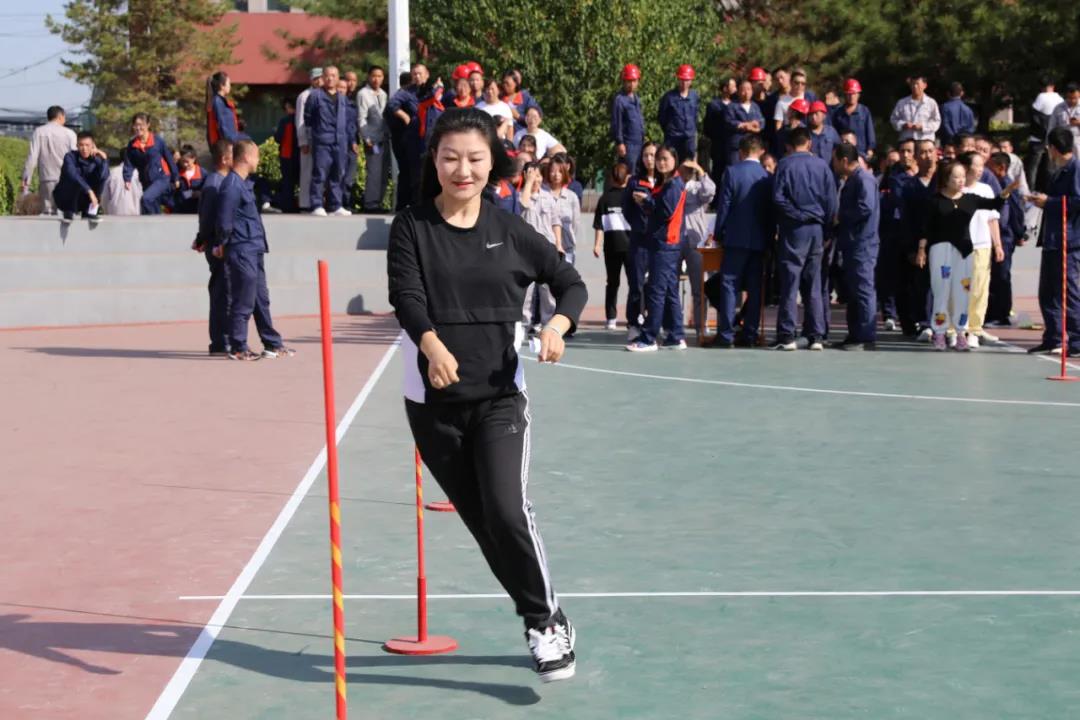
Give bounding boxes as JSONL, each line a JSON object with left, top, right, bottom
{"left": 514, "top": 128, "right": 560, "bottom": 157}
{"left": 964, "top": 182, "right": 999, "bottom": 250}
{"left": 1033, "top": 91, "right": 1065, "bottom": 117}
{"left": 477, "top": 100, "right": 514, "bottom": 123}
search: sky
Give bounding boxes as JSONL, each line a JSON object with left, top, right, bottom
{"left": 0, "top": 3, "right": 93, "bottom": 117}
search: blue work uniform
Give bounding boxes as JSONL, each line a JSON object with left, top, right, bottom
{"left": 773, "top": 121, "right": 805, "bottom": 159}
{"left": 710, "top": 159, "right": 773, "bottom": 344}
{"left": 1038, "top": 157, "right": 1080, "bottom": 352}
{"left": 940, "top": 98, "right": 976, "bottom": 146}
{"left": 386, "top": 85, "right": 419, "bottom": 210}
{"left": 836, "top": 167, "right": 881, "bottom": 343}
{"left": 772, "top": 150, "right": 838, "bottom": 343}
{"left": 216, "top": 171, "right": 284, "bottom": 353}
{"left": 658, "top": 88, "right": 700, "bottom": 161}
{"left": 611, "top": 91, "right": 645, "bottom": 172}
{"left": 876, "top": 168, "right": 914, "bottom": 324}
{"left": 622, "top": 175, "right": 655, "bottom": 330}
{"left": 122, "top": 133, "right": 177, "bottom": 215}
{"left": 52, "top": 150, "right": 108, "bottom": 218}
{"left": 638, "top": 176, "right": 688, "bottom": 346}
{"left": 810, "top": 124, "right": 842, "bottom": 163}
{"left": 987, "top": 186, "right": 1025, "bottom": 324}
{"left": 722, "top": 101, "right": 765, "bottom": 166}
{"left": 197, "top": 170, "right": 230, "bottom": 353}
{"left": 304, "top": 88, "right": 348, "bottom": 212}
{"left": 830, "top": 103, "right": 876, "bottom": 157}
{"left": 703, "top": 97, "right": 729, "bottom": 177}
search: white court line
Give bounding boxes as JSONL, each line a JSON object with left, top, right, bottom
{"left": 178, "top": 590, "right": 1080, "bottom": 601}
{"left": 533, "top": 359, "right": 1080, "bottom": 408}
{"left": 146, "top": 337, "right": 400, "bottom": 720}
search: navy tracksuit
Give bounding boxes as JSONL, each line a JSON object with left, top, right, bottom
{"left": 987, "top": 186, "right": 1025, "bottom": 324}
{"left": 830, "top": 104, "right": 876, "bottom": 157}
{"left": 810, "top": 125, "right": 841, "bottom": 164}
{"left": 940, "top": 98, "right": 976, "bottom": 147}
{"left": 216, "top": 171, "right": 283, "bottom": 353}
{"left": 612, "top": 91, "right": 645, "bottom": 172}
{"left": 772, "top": 151, "right": 838, "bottom": 343}
{"left": 639, "top": 176, "right": 688, "bottom": 345}
{"left": 343, "top": 94, "right": 360, "bottom": 208}
{"left": 487, "top": 180, "right": 521, "bottom": 215}
{"left": 722, "top": 101, "right": 765, "bottom": 167}
{"left": 658, "top": 88, "right": 700, "bottom": 161}
{"left": 711, "top": 159, "right": 773, "bottom": 344}
{"left": 197, "top": 171, "right": 230, "bottom": 352}
{"left": 304, "top": 88, "right": 349, "bottom": 212}
{"left": 274, "top": 114, "right": 300, "bottom": 213}
{"left": 122, "top": 133, "right": 177, "bottom": 215}
{"left": 207, "top": 94, "right": 248, "bottom": 146}
{"left": 53, "top": 150, "right": 108, "bottom": 218}
{"left": 876, "top": 168, "right": 913, "bottom": 324}
{"left": 837, "top": 167, "right": 881, "bottom": 343}
{"left": 899, "top": 174, "right": 935, "bottom": 333}
{"left": 622, "top": 175, "right": 655, "bottom": 329}
{"left": 386, "top": 85, "right": 419, "bottom": 210}
{"left": 173, "top": 166, "right": 208, "bottom": 214}
{"left": 703, "top": 98, "right": 729, "bottom": 179}
{"left": 1038, "top": 157, "right": 1080, "bottom": 352}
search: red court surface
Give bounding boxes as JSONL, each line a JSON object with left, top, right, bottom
{"left": 0, "top": 315, "right": 398, "bottom": 719}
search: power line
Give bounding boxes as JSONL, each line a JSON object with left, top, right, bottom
{"left": 0, "top": 50, "right": 68, "bottom": 81}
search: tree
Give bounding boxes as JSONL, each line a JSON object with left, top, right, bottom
{"left": 414, "top": 0, "right": 732, "bottom": 180}
{"left": 47, "top": 0, "right": 238, "bottom": 152}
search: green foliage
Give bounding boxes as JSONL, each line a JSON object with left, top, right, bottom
{"left": 258, "top": 138, "right": 283, "bottom": 184}
{"left": 269, "top": 0, "right": 387, "bottom": 81}
{"left": 47, "top": 0, "right": 239, "bottom": 152}
{"left": 0, "top": 137, "right": 30, "bottom": 216}
{"left": 414, "top": 0, "right": 731, "bottom": 177}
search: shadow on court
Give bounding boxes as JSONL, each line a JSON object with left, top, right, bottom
{"left": 14, "top": 346, "right": 217, "bottom": 360}
{"left": 0, "top": 611, "right": 540, "bottom": 706}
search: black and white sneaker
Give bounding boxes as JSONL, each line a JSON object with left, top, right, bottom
{"left": 525, "top": 614, "right": 576, "bottom": 683}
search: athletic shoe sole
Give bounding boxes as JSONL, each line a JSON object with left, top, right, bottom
{"left": 538, "top": 660, "right": 576, "bottom": 683}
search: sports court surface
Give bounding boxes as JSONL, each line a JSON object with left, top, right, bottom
{"left": 4, "top": 313, "right": 1080, "bottom": 719}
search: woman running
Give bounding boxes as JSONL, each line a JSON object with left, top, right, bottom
{"left": 387, "top": 108, "right": 586, "bottom": 682}
{"left": 122, "top": 113, "right": 178, "bottom": 215}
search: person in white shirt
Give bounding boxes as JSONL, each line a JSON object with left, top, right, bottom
{"left": 295, "top": 68, "right": 323, "bottom": 211}
{"left": 477, "top": 78, "right": 515, "bottom": 140}
{"left": 21, "top": 105, "right": 77, "bottom": 215}
{"left": 1048, "top": 82, "right": 1080, "bottom": 152}
{"left": 773, "top": 68, "right": 813, "bottom": 130}
{"left": 542, "top": 154, "right": 581, "bottom": 265}
{"left": 890, "top": 75, "right": 941, "bottom": 142}
{"left": 960, "top": 151, "right": 1004, "bottom": 347}
{"left": 1027, "top": 76, "right": 1063, "bottom": 186}
{"left": 514, "top": 106, "right": 565, "bottom": 158}
{"left": 356, "top": 65, "right": 389, "bottom": 212}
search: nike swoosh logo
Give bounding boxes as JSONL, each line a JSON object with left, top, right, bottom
{"left": 486, "top": 242, "right": 503, "bottom": 249}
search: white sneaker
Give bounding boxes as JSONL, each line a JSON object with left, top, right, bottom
{"left": 331, "top": 207, "right": 352, "bottom": 216}
{"left": 976, "top": 331, "right": 999, "bottom": 343}
{"left": 966, "top": 333, "right": 980, "bottom": 349}
{"left": 605, "top": 319, "right": 618, "bottom": 331}
{"left": 662, "top": 339, "right": 688, "bottom": 350}
{"left": 795, "top": 337, "right": 810, "bottom": 349}
{"left": 917, "top": 327, "right": 933, "bottom": 343}
{"left": 883, "top": 318, "right": 897, "bottom": 331}
{"left": 772, "top": 340, "right": 797, "bottom": 351}
{"left": 809, "top": 341, "right": 824, "bottom": 351}
{"left": 626, "top": 340, "right": 658, "bottom": 353}
{"left": 261, "top": 201, "right": 271, "bottom": 211}
{"left": 310, "top": 207, "right": 328, "bottom": 217}
{"left": 947, "top": 332, "right": 957, "bottom": 349}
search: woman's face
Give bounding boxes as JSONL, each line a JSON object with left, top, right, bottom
{"left": 656, "top": 149, "right": 676, "bottom": 175}
{"left": 132, "top": 117, "right": 149, "bottom": 139}
{"left": 501, "top": 76, "right": 517, "bottom": 96}
{"left": 484, "top": 81, "right": 500, "bottom": 103}
{"left": 642, "top": 146, "right": 657, "bottom": 171}
{"left": 525, "top": 108, "right": 541, "bottom": 130}
{"left": 222, "top": 77, "right": 231, "bottom": 95}
{"left": 434, "top": 130, "right": 492, "bottom": 203}
{"left": 966, "top": 155, "right": 984, "bottom": 184}
{"left": 548, "top": 164, "right": 565, "bottom": 187}
{"left": 946, "top": 164, "right": 967, "bottom": 193}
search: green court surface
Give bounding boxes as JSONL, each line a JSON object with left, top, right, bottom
{"left": 169, "top": 332, "right": 1080, "bottom": 719}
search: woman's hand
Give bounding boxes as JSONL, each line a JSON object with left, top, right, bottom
{"left": 993, "top": 243, "right": 1005, "bottom": 263}
{"left": 421, "top": 332, "right": 459, "bottom": 390}
{"left": 915, "top": 246, "right": 927, "bottom": 269}
{"left": 593, "top": 242, "right": 602, "bottom": 258}
{"left": 538, "top": 327, "right": 565, "bottom": 363}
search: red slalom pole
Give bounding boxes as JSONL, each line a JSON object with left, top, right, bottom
{"left": 1048, "top": 197, "right": 1079, "bottom": 381}
{"left": 383, "top": 447, "right": 458, "bottom": 655}
{"left": 317, "top": 261, "right": 348, "bottom": 719}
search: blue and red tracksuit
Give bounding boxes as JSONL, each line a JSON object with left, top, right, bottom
{"left": 122, "top": 133, "right": 177, "bottom": 215}
{"left": 622, "top": 174, "right": 655, "bottom": 329}
{"left": 274, "top": 113, "right": 299, "bottom": 212}
{"left": 173, "top": 164, "right": 207, "bottom": 214}
{"left": 501, "top": 89, "right": 541, "bottom": 131}
{"left": 207, "top": 94, "right": 249, "bottom": 147}
{"left": 490, "top": 179, "right": 521, "bottom": 215}
{"left": 423, "top": 92, "right": 474, "bottom": 149}
{"left": 638, "top": 176, "right": 688, "bottom": 345}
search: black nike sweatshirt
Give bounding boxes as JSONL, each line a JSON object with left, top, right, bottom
{"left": 387, "top": 199, "right": 588, "bottom": 403}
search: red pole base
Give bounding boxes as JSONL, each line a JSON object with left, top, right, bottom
{"left": 424, "top": 501, "right": 457, "bottom": 512}
{"left": 1046, "top": 375, "right": 1080, "bottom": 382}
{"left": 383, "top": 635, "right": 458, "bottom": 655}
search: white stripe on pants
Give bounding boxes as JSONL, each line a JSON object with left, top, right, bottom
{"left": 929, "top": 243, "right": 972, "bottom": 334}
{"left": 298, "top": 151, "right": 314, "bottom": 209}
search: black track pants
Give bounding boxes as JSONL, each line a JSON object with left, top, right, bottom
{"left": 405, "top": 391, "right": 559, "bottom": 627}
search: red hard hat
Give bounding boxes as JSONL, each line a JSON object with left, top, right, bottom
{"left": 676, "top": 64, "right": 696, "bottom": 81}
{"left": 622, "top": 63, "right": 641, "bottom": 81}
{"left": 451, "top": 64, "right": 470, "bottom": 81}
{"left": 844, "top": 78, "right": 862, "bottom": 94}
{"left": 749, "top": 67, "right": 767, "bottom": 83}
{"left": 465, "top": 61, "right": 483, "bottom": 75}
{"left": 789, "top": 98, "right": 811, "bottom": 115}
{"left": 809, "top": 100, "right": 828, "bottom": 114}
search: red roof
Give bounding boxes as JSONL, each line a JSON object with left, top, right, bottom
{"left": 214, "top": 12, "right": 368, "bottom": 85}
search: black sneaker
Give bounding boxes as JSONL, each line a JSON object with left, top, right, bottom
{"left": 525, "top": 615, "right": 575, "bottom": 683}
{"left": 1027, "top": 343, "right": 1062, "bottom": 354}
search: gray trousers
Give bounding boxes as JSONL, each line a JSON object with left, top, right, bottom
{"left": 363, "top": 142, "right": 390, "bottom": 210}
{"left": 299, "top": 149, "right": 313, "bottom": 210}
{"left": 40, "top": 180, "right": 59, "bottom": 214}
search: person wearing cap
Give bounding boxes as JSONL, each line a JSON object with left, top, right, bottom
{"left": 611, "top": 64, "right": 645, "bottom": 172}
{"left": 658, "top": 64, "right": 700, "bottom": 162}
{"left": 749, "top": 67, "right": 769, "bottom": 102}
{"left": 773, "top": 68, "right": 817, "bottom": 132}
{"left": 832, "top": 142, "right": 881, "bottom": 350}
{"left": 940, "top": 82, "right": 976, "bottom": 148}
{"left": 890, "top": 74, "right": 941, "bottom": 142}
{"left": 304, "top": 65, "right": 350, "bottom": 216}
{"left": 295, "top": 68, "right": 323, "bottom": 212}
{"left": 774, "top": 97, "right": 809, "bottom": 157}
{"left": 808, "top": 101, "right": 841, "bottom": 163}
{"left": 466, "top": 61, "right": 485, "bottom": 101}
{"left": 720, "top": 77, "right": 765, "bottom": 170}
{"left": 831, "top": 78, "right": 876, "bottom": 160}
{"left": 771, "top": 126, "right": 838, "bottom": 351}
{"left": 501, "top": 70, "right": 541, "bottom": 132}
